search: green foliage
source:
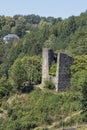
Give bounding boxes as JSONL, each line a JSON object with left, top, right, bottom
{"left": 70, "top": 55, "right": 87, "bottom": 91}
{"left": 44, "top": 80, "right": 55, "bottom": 89}
{"left": 67, "top": 28, "right": 87, "bottom": 55}
{"left": 0, "top": 76, "right": 9, "bottom": 98}
{"left": 71, "top": 55, "right": 87, "bottom": 75}
{"left": 9, "top": 56, "right": 41, "bottom": 92}
{"left": 9, "top": 58, "right": 25, "bottom": 91}
{"left": 21, "top": 56, "right": 42, "bottom": 84}
{"left": 49, "top": 62, "right": 57, "bottom": 76}
{"left": 0, "top": 44, "right": 5, "bottom": 68}
{"left": 0, "top": 89, "right": 82, "bottom": 129}
{"left": 2, "top": 25, "right": 10, "bottom": 36}
{"left": 44, "top": 34, "right": 59, "bottom": 51}
{"left": 70, "top": 55, "right": 87, "bottom": 121}
{"left": 21, "top": 32, "right": 43, "bottom": 56}
{"left": 71, "top": 70, "right": 87, "bottom": 91}
{"left": 81, "top": 72, "right": 87, "bottom": 117}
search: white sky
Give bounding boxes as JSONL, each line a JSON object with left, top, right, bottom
{"left": 0, "top": 0, "right": 87, "bottom": 19}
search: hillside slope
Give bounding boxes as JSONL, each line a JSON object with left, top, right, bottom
{"left": 0, "top": 87, "right": 82, "bottom": 130}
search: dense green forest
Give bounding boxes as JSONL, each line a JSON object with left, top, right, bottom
{"left": 0, "top": 11, "right": 87, "bottom": 129}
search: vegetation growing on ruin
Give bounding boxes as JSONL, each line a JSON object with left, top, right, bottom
{"left": 49, "top": 62, "right": 57, "bottom": 76}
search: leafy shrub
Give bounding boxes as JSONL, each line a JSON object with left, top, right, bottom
{"left": 49, "top": 62, "right": 56, "bottom": 76}
{"left": 0, "top": 88, "right": 82, "bottom": 129}
{"left": 0, "top": 87, "right": 9, "bottom": 98}
{"left": 44, "top": 80, "right": 55, "bottom": 89}
{"left": 9, "top": 56, "right": 42, "bottom": 92}
{"left": 71, "top": 70, "right": 87, "bottom": 91}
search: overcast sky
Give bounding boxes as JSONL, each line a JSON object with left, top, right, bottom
{"left": 0, "top": 0, "right": 87, "bottom": 19}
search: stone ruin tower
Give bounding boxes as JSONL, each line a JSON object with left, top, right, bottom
{"left": 42, "top": 48, "right": 73, "bottom": 91}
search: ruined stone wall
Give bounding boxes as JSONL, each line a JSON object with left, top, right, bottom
{"left": 42, "top": 48, "right": 54, "bottom": 83}
{"left": 42, "top": 48, "right": 73, "bottom": 92}
{"left": 55, "top": 53, "right": 73, "bottom": 91}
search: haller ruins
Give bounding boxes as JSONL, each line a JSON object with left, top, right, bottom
{"left": 42, "top": 48, "right": 73, "bottom": 91}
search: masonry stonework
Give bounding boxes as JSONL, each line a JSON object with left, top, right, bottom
{"left": 42, "top": 48, "right": 73, "bottom": 92}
